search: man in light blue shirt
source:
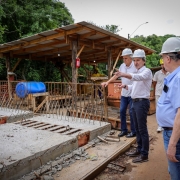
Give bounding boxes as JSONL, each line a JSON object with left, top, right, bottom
{"left": 156, "top": 37, "right": 180, "bottom": 180}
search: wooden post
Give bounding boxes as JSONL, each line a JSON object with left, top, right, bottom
{"left": 71, "top": 40, "right": 78, "bottom": 109}
{"left": 107, "top": 49, "right": 112, "bottom": 79}
{"left": 103, "top": 87, "right": 108, "bottom": 122}
{"left": 6, "top": 55, "right": 12, "bottom": 99}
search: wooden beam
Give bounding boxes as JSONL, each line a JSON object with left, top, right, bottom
{"left": 6, "top": 55, "right": 12, "bottom": 99}
{"left": 12, "top": 40, "right": 66, "bottom": 54}
{"left": 11, "top": 58, "right": 22, "bottom": 72}
{"left": 72, "top": 40, "right": 78, "bottom": 83}
{"left": 61, "top": 69, "right": 71, "bottom": 82}
{"left": 0, "top": 53, "right": 3, "bottom": 58}
{"left": 94, "top": 36, "right": 110, "bottom": 43}
{"left": 107, "top": 49, "right": 112, "bottom": 79}
{"left": 34, "top": 96, "right": 48, "bottom": 113}
{"left": 77, "top": 45, "right": 85, "bottom": 58}
{"left": 71, "top": 40, "right": 78, "bottom": 108}
{"left": 105, "top": 40, "right": 122, "bottom": 47}
{"left": 32, "top": 45, "right": 70, "bottom": 57}
{"left": 79, "top": 31, "right": 96, "bottom": 39}
{"left": 0, "top": 26, "right": 85, "bottom": 53}
{"left": 110, "top": 50, "right": 122, "bottom": 77}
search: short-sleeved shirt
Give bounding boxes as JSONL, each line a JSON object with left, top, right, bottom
{"left": 153, "top": 70, "right": 169, "bottom": 96}
{"left": 128, "top": 66, "right": 152, "bottom": 99}
{"left": 119, "top": 61, "right": 137, "bottom": 97}
{"left": 156, "top": 66, "right": 180, "bottom": 127}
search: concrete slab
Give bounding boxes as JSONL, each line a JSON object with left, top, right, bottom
{"left": 0, "top": 123, "right": 78, "bottom": 180}
{"left": 0, "top": 108, "right": 33, "bottom": 123}
{"left": 0, "top": 115, "right": 111, "bottom": 180}
{"left": 23, "top": 115, "right": 111, "bottom": 141}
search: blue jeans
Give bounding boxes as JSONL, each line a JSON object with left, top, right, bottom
{"left": 163, "top": 130, "right": 180, "bottom": 180}
{"left": 131, "top": 99, "right": 150, "bottom": 156}
{"left": 120, "top": 96, "right": 135, "bottom": 134}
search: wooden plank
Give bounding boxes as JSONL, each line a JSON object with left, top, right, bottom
{"left": 54, "top": 135, "right": 136, "bottom": 180}
{"left": 110, "top": 49, "right": 121, "bottom": 76}
{"left": 0, "top": 26, "right": 85, "bottom": 53}
{"left": 34, "top": 96, "right": 48, "bottom": 113}
{"left": 13, "top": 40, "right": 66, "bottom": 54}
{"left": 32, "top": 92, "right": 49, "bottom": 97}
{"left": 49, "top": 95, "right": 72, "bottom": 101}
{"left": 79, "top": 31, "right": 96, "bottom": 39}
{"left": 77, "top": 45, "right": 85, "bottom": 58}
{"left": 107, "top": 49, "right": 112, "bottom": 78}
{"left": 71, "top": 40, "right": 78, "bottom": 108}
{"left": 94, "top": 36, "right": 110, "bottom": 43}
{"left": 11, "top": 58, "right": 22, "bottom": 72}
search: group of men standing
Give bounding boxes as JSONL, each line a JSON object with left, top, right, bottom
{"left": 101, "top": 37, "right": 180, "bottom": 180}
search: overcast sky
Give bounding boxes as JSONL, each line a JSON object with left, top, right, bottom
{"left": 61, "top": 0, "right": 180, "bottom": 39}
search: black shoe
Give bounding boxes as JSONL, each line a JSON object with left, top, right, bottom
{"left": 132, "top": 155, "right": 148, "bottom": 163}
{"left": 118, "top": 131, "right": 127, "bottom": 137}
{"left": 126, "top": 150, "right": 140, "bottom": 157}
{"left": 126, "top": 132, "right": 136, "bottom": 138}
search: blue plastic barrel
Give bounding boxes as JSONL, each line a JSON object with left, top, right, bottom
{"left": 15, "top": 82, "right": 46, "bottom": 98}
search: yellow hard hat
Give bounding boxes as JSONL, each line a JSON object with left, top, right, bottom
{"left": 159, "top": 59, "right": 163, "bottom": 65}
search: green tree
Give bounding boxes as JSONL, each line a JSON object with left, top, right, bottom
{"left": 131, "top": 34, "right": 177, "bottom": 68}
{"left": 0, "top": 0, "right": 74, "bottom": 81}
{"left": 102, "top": 25, "right": 120, "bottom": 34}
{"left": 0, "top": 0, "right": 74, "bottom": 43}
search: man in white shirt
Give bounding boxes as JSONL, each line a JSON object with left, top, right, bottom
{"left": 153, "top": 59, "right": 169, "bottom": 132}
{"left": 101, "top": 48, "right": 136, "bottom": 138}
{"left": 115, "top": 49, "right": 152, "bottom": 163}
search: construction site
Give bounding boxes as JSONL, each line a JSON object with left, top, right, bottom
{"left": 0, "top": 22, "right": 168, "bottom": 180}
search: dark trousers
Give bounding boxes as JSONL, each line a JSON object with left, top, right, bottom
{"left": 120, "top": 96, "right": 136, "bottom": 134}
{"left": 132, "top": 99, "right": 150, "bottom": 156}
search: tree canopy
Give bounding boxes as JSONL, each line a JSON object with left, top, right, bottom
{"left": 0, "top": 0, "right": 74, "bottom": 43}
{"left": 0, "top": 0, "right": 74, "bottom": 80}
{"left": 130, "top": 34, "right": 176, "bottom": 67}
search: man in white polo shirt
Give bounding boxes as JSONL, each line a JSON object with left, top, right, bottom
{"left": 115, "top": 49, "right": 152, "bottom": 163}
{"left": 101, "top": 48, "right": 136, "bottom": 138}
{"left": 153, "top": 59, "right": 169, "bottom": 132}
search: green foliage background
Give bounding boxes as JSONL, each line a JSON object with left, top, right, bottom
{"left": 0, "top": 1, "right": 178, "bottom": 81}
{"left": 0, "top": 0, "right": 74, "bottom": 81}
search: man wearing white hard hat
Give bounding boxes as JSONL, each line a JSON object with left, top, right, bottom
{"left": 156, "top": 37, "right": 180, "bottom": 179}
{"left": 115, "top": 49, "right": 152, "bottom": 163}
{"left": 101, "top": 48, "right": 136, "bottom": 138}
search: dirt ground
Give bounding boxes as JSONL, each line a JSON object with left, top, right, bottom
{"left": 94, "top": 114, "right": 170, "bottom": 180}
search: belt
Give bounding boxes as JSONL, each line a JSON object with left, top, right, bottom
{"left": 162, "top": 127, "right": 173, "bottom": 130}
{"left": 132, "top": 98, "right": 148, "bottom": 102}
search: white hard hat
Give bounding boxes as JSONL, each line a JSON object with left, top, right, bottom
{"left": 121, "top": 48, "right": 133, "bottom": 56}
{"left": 133, "top": 49, "right": 146, "bottom": 58}
{"left": 160, "top": 37, "right": 180, "bottom": 55}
